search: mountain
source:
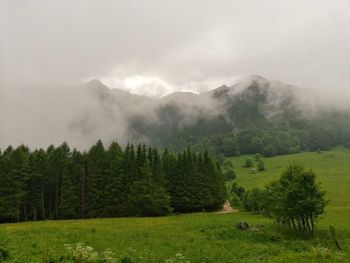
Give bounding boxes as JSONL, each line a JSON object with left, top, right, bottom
{"left": 1, "top": 75, "right": 350, "bottom": 157}
{"left": 128, "top": 75, "right": 350, "bottom": 156}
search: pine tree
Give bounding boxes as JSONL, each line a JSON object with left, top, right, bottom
{"left": 194, "top": 153, "right": 211, "bottom": 210}
{"left": 44, "top": 145, "right": 56, "bottom": 218}
{"left": 0, "top": 146, "right": 30, "bottom": 222}
{"left": 169, "top": 152, "right": 190, "bottom": 212}
{"left": 59, "top": 149, "right": 82, "bottom": 219}
{"left": 106, "top": 142, "right": 123, "bottom": 216}
{"left": 120, "top": 144, "right": 136, "bottom": 214}
{"left": 27, "top": 149, "right": 47, "bottom": 221}
{"left": 0, "top": 141, "right": 226, "bottom": 222}
{"left": 129, "top": 176, "right": 172, "bottom": 216}
{"left": 86, "top": 140, "right": 109, "bottom": 217}
{"left": 46, "top": 143, "right": 70, "bottom": 219}
{"left": 149, "top": 147, "right": 164, "bottom": 186}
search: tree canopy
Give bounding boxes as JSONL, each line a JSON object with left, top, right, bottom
{"left": 0, "top": 142, "right": 226, "bottom": 223}
{"left": 243, "top": 163, "right": 327, "bottom": 235}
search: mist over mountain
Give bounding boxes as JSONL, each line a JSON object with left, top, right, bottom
{"left": 1, "top": 75, "right": 350, "bottom": 155}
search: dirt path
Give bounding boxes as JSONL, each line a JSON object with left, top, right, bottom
{"left": 215, "top": 200, "right": 239, "bottom": 214}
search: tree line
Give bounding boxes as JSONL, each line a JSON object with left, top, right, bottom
{"left": 0, "top": 141, "right": 225, "bottom": 223}
{"left": 140, "top": 81, "right": 350, "bottom": 159}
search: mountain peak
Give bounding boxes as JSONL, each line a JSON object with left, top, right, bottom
{"left": 85, "top": 79, "right": 107, "bottom": 89}
{"left": 244, "top": 75, "right": 269, "bottom": 82}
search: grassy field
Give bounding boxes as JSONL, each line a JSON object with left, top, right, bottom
{"left": 1, "top": 147, "right": 350, "bottom": 262}
{"left": 228, "top": 146, "right": 350, "bottom": 228}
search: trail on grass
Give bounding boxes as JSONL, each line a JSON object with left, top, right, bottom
{"left": 215, "top": 200, "right": 239, "bottom": 214}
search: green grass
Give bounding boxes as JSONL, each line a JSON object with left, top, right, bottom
{"left": 1, "top": 147, "right": 350, "bottom": 262}
{"left": 1, "top": 213, "right": 348, "bottom": 262}
{"left": 228, "top": 146, "right": 350, "bottom": 228}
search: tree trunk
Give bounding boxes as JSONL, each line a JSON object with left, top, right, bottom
{"left": 291, "top": 219, "right": 297, "bottom": 231}
{"left": 81, "top": 167, "right": 85, "bottom": 219}
{"left": 56, "top": 176, "right": 59, "bottom": 219}
{"left": 23, "top": 198, "right": 27, "bottom": 221}
{"left": 41, "top": 184, "right": 46, "bottom": 220}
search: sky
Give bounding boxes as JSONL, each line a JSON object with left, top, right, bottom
{"left": 1, "top": 0, "right": 350, "bottom": 97}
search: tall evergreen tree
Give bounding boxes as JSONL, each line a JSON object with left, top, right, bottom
{"left": 0, "top": 146, "right": 30, "bottom": 222}
{"left": 106, "top": 142, "right": 123, "bottom": 216}
{"left": 86, "top": 140, "right": 109, "bottom": 217}
{"left": 46, "top": 143, "right": 70, "bottom": 219}
{"left": 59, "top": 149, "right": 82, "bottom": 219}
{"left": 27, "top": 149, "right": 47, "bottom": 221}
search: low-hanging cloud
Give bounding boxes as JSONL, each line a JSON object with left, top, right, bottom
{"left": 1, "top": 0, "right": 350, "bottom": 149}
{"left": 1, "top": 0, "right": 350, "bottom": 93}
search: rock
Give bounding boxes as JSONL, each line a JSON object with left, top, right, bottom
{"left": 236, "top": 221, "right": 249, "bottom": 230}
{"left": 255, "top": 223, "right": 264, "bottom": 229}
{"left": 250, "top": 168, "right": 257, "bottom": 174}
{"left": 249, "top": 224, "right": 265, "bottom": 232}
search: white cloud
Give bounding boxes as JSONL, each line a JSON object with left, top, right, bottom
{"left": 1, "top": 0, "right": 350, "bottom": 95}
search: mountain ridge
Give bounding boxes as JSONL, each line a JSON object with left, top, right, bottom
{"left": 2, "top": 75, "right": 350, "bottom": 156}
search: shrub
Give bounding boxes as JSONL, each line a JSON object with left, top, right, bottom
{"left": 254, "top": 153, "right": 262, "bottom": 162}
{"left": 242, "top": 188, "right": 265, "bottom": 213}
{"left": 230, "top": 182, "right": 245, "bottom": 198}
{"left": 229, "top": 191, "right": 242, "bottom": 207}
{"left": 262, "top": 145, "right": 277, "bottom": 157}
{"left": 223, "top": 160, "right": 234, "bottom": 169}
{"left": 0, "top": 234, "right": 10, "bottom": 261}
{"left": 224, "top": 170, "right": 236, "bottom": 181}
{"left": 243, "top": 158, "right": 254, "bottom": 167}
{"left": 288, "top": 146, "right": 300, "bottom": 154}
{"left": 257, "top": 160, "right": 265, "bottom": 171}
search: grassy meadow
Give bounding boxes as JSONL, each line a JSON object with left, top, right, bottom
{"left": 1, "top": 147, "right": 350, "bottom": 262}
{"left": 229, "top": 146, "right": 350, "bottom": 228}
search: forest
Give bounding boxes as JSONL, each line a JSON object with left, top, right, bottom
{"left": 0, "top": 141, "right": 225, "bottom": 223}
{"left": 130, "top": 80, "right": 350, "bottom": 158}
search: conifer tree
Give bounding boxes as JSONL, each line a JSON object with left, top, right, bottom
{"left": 86, "top": 140, "right": 109, "bottom": 217}
{"left": 46, "top": 143, "right": 70, "bottom": 219}
{"left": 106, "top": 142, "right": 123, "bottom": 216}
{"left": 59, "top": 149, "right": 82, "bottom": 219}
{"left": 0, "top": 146, "right": 30, "bottom": 222}
{"left": 0, "top": 141, "right": 226, "bottom": 222}
{"left": 27, "top": 149, "right": 47, "bottom": 220}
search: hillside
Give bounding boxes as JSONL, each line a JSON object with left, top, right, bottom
{"left": 132, "top": 76, "right": 350, "bottom": 157}
{"left": 2, "top": 76, "right": 350, "bottom": 157}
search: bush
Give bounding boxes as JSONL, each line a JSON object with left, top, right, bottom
{"left": 229, "top": 191, "right": 242, "bottom": 207}
{"left": 254, "top": 153, "right": 262, "bottom": 162}
{"left": 223, "top": 160, "right": 234, "bottom": 169}
{"left": 0, "top": 234, "right": 10, "bottom": 261}
{"left": 243, "top": 158, "right": 254, "bottom": 167}
{"left": 257, "top": 160, "right": 265, "bottom": 171}
{"left": 288, "top": 146, "right": 300, "bottom": 154}
{"left": 224, "top": 170, "right": 236, "bottom": 181}
{"left": 262, "top": 145, "right": 277, "bottom": 157}
{"left": 242, "top": 188, "right": 265, "bottom": 213}
{"left": 230, "top": 182, "right": 245, "bottom": 198}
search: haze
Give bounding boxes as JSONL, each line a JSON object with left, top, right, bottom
{"left": 1, "top": 0, "right": 350, "bottom": 149}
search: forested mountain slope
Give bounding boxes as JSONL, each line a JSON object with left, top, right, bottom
{"left": 2, "top": 76, "right": 350, "bottom": 157}
{"left": 129, "top": 75, "right": 350, "bottom": 157}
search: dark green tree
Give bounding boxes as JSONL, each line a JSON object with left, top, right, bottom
{"left": 86, "top": 140, "right": 109, "bottom": 217}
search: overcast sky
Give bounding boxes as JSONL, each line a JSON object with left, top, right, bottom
{"left": 1, "top": 0, "right": 350, "bottom": 97}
